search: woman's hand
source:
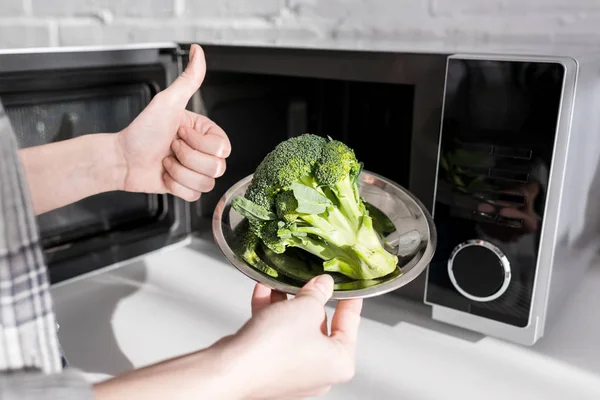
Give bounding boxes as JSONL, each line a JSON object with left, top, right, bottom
{"left": 218, "top": 275, "right": 363, "bottom": 399}
{"left": 117, "top": 44, "right": 231, "bottom": 201}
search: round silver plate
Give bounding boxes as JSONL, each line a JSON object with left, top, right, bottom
{"left": 212, "top": 170, "right": 438, "bottom": 300}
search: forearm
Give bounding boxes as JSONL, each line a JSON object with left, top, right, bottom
{"left": 19, "top": 134, "right": 126, "bottom": 215}
{"left": 93, "top": 346, "right": 240, "bottom": 400}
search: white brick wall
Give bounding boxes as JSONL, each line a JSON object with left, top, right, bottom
{"left": 1, "top": 0, "right": 600, "bottom": 52}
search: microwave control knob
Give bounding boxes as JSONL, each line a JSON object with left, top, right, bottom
{"left": 447, "top": 240, "right": 511, "bottom": 302}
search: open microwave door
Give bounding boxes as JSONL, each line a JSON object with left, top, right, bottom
{"left": 0, "top": 42, "right": 198, "bottom": 285}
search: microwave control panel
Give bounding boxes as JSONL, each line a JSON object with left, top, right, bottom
{"left": 425, "top": 56, "right": 566, "bottom": 328}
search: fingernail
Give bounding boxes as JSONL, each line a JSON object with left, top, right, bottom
{"left": 190, "top": 44, "right": 196, "bottom": 61}
{"left": 314, "top": 274, "right": 334, "bottom": 295}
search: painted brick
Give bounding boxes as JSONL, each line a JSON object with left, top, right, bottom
{"left": 32, "top": 0, "right": 175, "bottom": 18}
{"left": 0, "top": 23, "right": 52, "bottom": 48}
{"left": 430, "top": 0, "right": 503, "bottom": 15}
{"left": 555, "top": 33, "right": 600, "bottom": 48}
{"left": 432, "top": 0, "right": 600, "bottom": 15}
{"left": 186, "top": 0, "right": 283, "bottom": 18}
{"left": 0, "top": 0, "right": 25, "bottom": 16}
{"left": 199, "top": 25, "right": 322, "bottom": 46}
{"left": 59, "top": 22, "right": 195, "bottom": 46}
{"left": 290, "top": 0, "right": 428, "bottom": 26}
{"left": 1, "top": 0, "right": 600, "bottom": 55}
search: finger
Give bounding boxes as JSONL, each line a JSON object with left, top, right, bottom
{"left": 330, "top": 299, "right": 363, "bottom": 349}
{"left": 288, "top": 386, "right": 332, "bottom": 399}
{"left": 295, "top": 274, "right": 334, "bottom": 307}
{"left": 178, "top": 125, "right": 231, "bottom": 159}
{"left": 162, "top": 44, "right": 207, "bottom": 108}
{"left": 251, "top": 283, "right": 272, "bottom": 315}
{"left": 321, "top": 314, "right": 329, "bottom": 335}
{"left": 271, "top": 290, "right": 288, "bottom": 304}
{"left": 162, "top": 172, "right": 201, "bottom": 202}
{"left": 163, "top": 156, "right": 216, "bottom": 193}
{"left": 314, "top": 386, "right": 332, "bottom": 397}
{"left": 171, "top": 138, "right": 227, "bottom": 178}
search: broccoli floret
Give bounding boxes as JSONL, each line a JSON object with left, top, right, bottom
{"left": 232, "top": 133, "right": 399, "bottom": 281}
{"left": 235, "top": 222, "right": 279, "bottom": 278}
{"left": 258, "top": 220, "right": 287, "bottom": 254}
{"left": 275, "top": 191, "right": 299, "bottom": 223}
{"left": 246, "top": 134, "right": 327, "bottom": 210}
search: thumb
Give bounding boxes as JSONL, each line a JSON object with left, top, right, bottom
{"left": 163, "top": 44, "right": 206, "bottom": 107}
{"left": 295, "top": 274, "right": 334, "bottom": 306}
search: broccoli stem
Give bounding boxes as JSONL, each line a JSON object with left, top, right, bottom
{"left": 286, "top": 215, "right": 398, "bottom": 280}
{"left": 297, "top": 209, "right": 355, "bottom": 246}
{"left": 287, "top": 235, "right": 344, "bottom": 262}
{"left": 277, "top": 177, "right": 398, "bottom": 280}
{"left": 332, "top": 175, "right": 363, "bottom": 230}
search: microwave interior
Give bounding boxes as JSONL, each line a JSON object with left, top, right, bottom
{"left": 197, "top": 73, "right": 413, "bottom": 211}
{"left": 193, "top": 46, "right": 447, "bottom": 238}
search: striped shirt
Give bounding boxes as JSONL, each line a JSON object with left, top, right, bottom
{"left": 0, "top": 100, "right": 92, "bottom": 399}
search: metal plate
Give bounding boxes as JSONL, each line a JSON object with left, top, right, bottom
{"left": 212, "top": 170, "right": 437, "bottom": 299}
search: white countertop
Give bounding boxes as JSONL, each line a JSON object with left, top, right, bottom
{"left": 51, "top": 236, "right": 600, "bottom": 400}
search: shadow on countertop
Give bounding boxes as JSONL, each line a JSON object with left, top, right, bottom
{"left": 51, "top": 260, "right": 149, "bottom": 377}
{"left": 532, "top": 258, "right": 600, "bottom": 375}
{"left": 360, "top": 291, "right": 484, "bottom": 344}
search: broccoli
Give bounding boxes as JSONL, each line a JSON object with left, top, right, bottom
{"left": 232, "top": 133, "right": 399, "bottom": 281}
{"left": 234, "top": 220, "right": 279, "bottom": 279}
{"left": 364, "top": 202, "right": 396, "bottom": 237}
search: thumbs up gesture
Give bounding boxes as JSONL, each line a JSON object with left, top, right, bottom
{"left": 117, "top": 44, "right": 231, "bottom": 201}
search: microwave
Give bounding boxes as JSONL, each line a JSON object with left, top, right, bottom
{"left": 2, "top": 42, "right": 598, "bottom": 347}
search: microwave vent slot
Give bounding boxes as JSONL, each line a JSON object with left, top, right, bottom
{"left": 450, "top": 207, "right": 524, "bottom": 229}
{"left": 488, "top": 168, "right": 530, "bottom": 183}
{"left": 455, "top": 140, "right": 533, "bottom": 161}
{"left": 496, "top": 215, "right": 524, "bottom": 228}
{"left": 471, "top": 210, "right": 498, "bottom": 224}
{"left": 473, "top": 191, "right": 527, "bottom": 208}
{"left": 459, "top": 166, "right": 530, "bottom": 184}
{"left": 492, "top": 145, "right": 532, "bottom": 160}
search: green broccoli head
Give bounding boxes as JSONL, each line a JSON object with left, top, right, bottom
{"left": 231, "top": 133, "right": 399, "bottom": 281}
{"left": 235, "top": 221, "right": 279, "bottom": 278}
{"left": 275, "top": 190, "right": 299, "bottom": 223}
{"left": 258, "top": 220, "right": 287, "bottom": 254}
{"left": 245, "top": 134, "right": 327, "bottom": 209}
{"left": 313, "top": 139, "right": 362, "bottom": 186}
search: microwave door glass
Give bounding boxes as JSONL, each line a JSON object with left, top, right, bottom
{"left": 3, "top": 83, "right": 164, "bottom": 251}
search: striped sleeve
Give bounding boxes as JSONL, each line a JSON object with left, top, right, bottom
{"left": 0, "top": 100, "right": 93, "bottom": 399}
